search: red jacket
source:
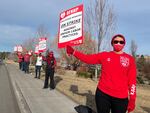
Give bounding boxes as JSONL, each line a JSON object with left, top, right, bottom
{"left": 42, "top": 56, "right": 56, "bottom": 68}
{"left": 24, "top": 54, "right": 31, "bottom": 62}
{"left": 17, "top": 53, "right": 23, "bottom": 63}
{"left": 74, "top": 51, "right": 136, "bottom": 100}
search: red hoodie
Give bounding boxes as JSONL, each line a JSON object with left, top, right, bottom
{"left": 17, "top": 53, "right": 23, "bottom": 63}
{"left": 42, "top": 56, "right": 56, "bottom": 68}
{"left": 74, "top": 51, "right": 136, "bottom": 100}
{"left": 24, "top": 54, "right": 31, "bottom": 62}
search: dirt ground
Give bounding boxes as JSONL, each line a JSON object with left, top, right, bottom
{"left": 11, "top": 62, "right": 150, "bottom": 113}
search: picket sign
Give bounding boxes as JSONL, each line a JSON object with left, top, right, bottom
{"left": 17, "top": 45, "right": 23, "bottom": 52}
{"left": 38, "top": 37, "right": 47, "bottom": 52}
{"left": 58, "top": 4, "right": 84, "bottom": 48}
{"left": 35, "top": 44, "right": 39, "bottom": 54}
{"left": 14, "top": 45, "right": 18, "bottom": 52}
{"left": 14, "top": 45, "right": 23, "bottom": 52}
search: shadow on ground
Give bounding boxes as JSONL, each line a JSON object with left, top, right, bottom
{"left": 141, "top": 106, "right": 150, "bottom": 113}
{"left": 54, "top": 76, "right": 63, "bottom": 87}
{"left": 69, "top": 85, "right": 97, "bottom": 113}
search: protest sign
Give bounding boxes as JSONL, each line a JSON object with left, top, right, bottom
{"left": 35, "top": 45, "right": 39, "bottom": 54}
{"left": 17, "top": 45, "right": 23, "bottom": 52}
{"left": 14, "top": 45, "right": 18, "bottom": 52}
{"left": 58, "top": 4, "right": 83, "bottom": 48}
{"left": 38, "top": 37, "right": 47, "bottom": 52}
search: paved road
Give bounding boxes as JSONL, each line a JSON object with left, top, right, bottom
{"left": 0, "top": 63, "right": 20, "bottom": 113}
{"left": 6, "top": 63, "right": 78, "bottom": 113}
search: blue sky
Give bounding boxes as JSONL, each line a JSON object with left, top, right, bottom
{"left": 0, "top": 0, "right": 150, "bottom": 55}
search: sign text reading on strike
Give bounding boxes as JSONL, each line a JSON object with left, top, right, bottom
{"left": 61, "top": 18, "right": 81, "bottom": 28}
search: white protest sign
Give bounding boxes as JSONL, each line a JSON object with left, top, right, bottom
{"left": 35, "top": 45, "right": 39, "bottom": 54}
{"left": 17, "top": 45, "right": 23, "bottom": 52}
{"left": 38, "top": 38, "right": 47, "bottom": 52}
{"left": 58, "top": 4, "right": 83, "bottom": 48}
{"left": 14, "top": 46, "right": 18, "bottom": 52}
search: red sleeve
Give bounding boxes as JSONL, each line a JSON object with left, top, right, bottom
{"left": 128, "top": 57, "right": 137, "bottom": 101}
{"left": 42, "top": 55, "right": 46, "bottom": 61}
{"left": 73, "top": 51, "right": 104, "bottom": 64}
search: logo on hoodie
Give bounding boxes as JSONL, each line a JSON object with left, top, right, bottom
{"left": 120, "top": 56, "right": 129, "bottom": 67}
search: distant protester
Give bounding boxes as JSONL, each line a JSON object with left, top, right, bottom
{"left": 35, "top": 53, "right": 43, "bottom": 79}
{"left": 17, "top": 52, "right": 23, "bottom": 70}
{"left": 43, "top": 51, "right": 56, "bottom": 90}
{"left": 24, "top": 51, "right": 32, "bottom": 74}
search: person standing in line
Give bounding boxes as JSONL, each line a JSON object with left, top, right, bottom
{"left": 66, "top": 34, "right": 137, "bottom": 113}
{"left": 43, "top": 51, "right": 56, "bottom": 90}
{"left": 35, "top": 53, "right": 43, "bottom": 79}
{"left": 24, "top": 51, "right": 31, "bottom": 74}
{"left": 22, "top": 55, "right": 25, "bottom": 71}
{"left": 17, "top": 52, "right": 23, "bottom": 70}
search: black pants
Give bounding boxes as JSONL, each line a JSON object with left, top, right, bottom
{"left": 24, "top": 62, "right": 30, "bottom": 73}
{"left": 19, "top": 62, "right": 22, "bottom": 70}
{"left": 35, "top": 66, "right": 42, "bottom": 78}
{"left": 44, "top": 68, "right": 55, "bottom": 89}
{"left": 22, "top": 62, "right": 25, "bottom": 71}
{"left": 95, "top": 88, "right": 128, "bottom": 113}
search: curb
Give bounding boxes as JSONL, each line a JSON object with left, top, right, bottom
{"left": 5, "top": 64, "right": 32, "bottom": 113}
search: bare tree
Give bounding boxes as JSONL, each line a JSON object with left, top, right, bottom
{"left": 49, "top": 34, "right": 59, "bottom": 54}
{"left": 75, "top": 32, "right": 96, "bottom": 54}
{"left": 35, "top": 25, "right": 50, "bottom": 55}
{"left": 36, "top": 25, "right": 50, "bottom": 38}
{"left": 85, "top": 0, "right": 116, "bottom": 52}
{"left": 22, "top": 25, "right": 50, "bottom": 52}
{"left": 22, "top": 38, "right": 35, "bottom": 52}
{"left": 130, "top": 40, "right": 138, "bottom": 58}
{"left": 85, "top": 0, "right": 116, "bottom": 79}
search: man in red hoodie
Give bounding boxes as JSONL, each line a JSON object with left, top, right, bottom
{"left": 66, "top": 34, "right": 136, "bottom": 113}
{"left": 17, "top": 52, "right": 23, "bottom": 70}
{"left": 24, "top": 51, "right": 31, "bottom": 74}
{"left": 43, "top": 51, "right": 56, "bottom": 90}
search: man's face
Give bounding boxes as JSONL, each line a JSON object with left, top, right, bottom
{"left": 113, "top": 37, "right": 125, "bottom": 45}
{"left": 112, "top": 36, "right": 125, "bottom": 52}
{"left": 49, "top": 53, "right": 53, "bottom": 57}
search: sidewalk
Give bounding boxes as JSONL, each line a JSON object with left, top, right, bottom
{"left": 6, "top": 63, "right": 78, "bottom": 113}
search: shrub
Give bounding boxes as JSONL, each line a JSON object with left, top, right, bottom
{"left": 137, "top": 75, "right": 144, "bottom": 84}
{"left": 56, "top": 68, "right": 66, "bottom": 75}
{"left": 87, "top": 65, "right": 101, "bottom": 78}
{"left": 77, "top": 71, "right": 92, "bottom": 78}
